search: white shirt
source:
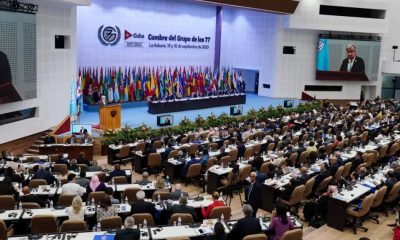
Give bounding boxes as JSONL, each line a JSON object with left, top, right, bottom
{"left": 61, "top": 182, "right": 86, "bottom": 196}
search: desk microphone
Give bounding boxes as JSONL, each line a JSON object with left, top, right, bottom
{"left": 194, "top": 191, "right": 204, "bottom": 201}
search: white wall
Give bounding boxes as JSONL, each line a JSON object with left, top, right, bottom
{"left": 77, "top": 0, "right": 216, "bottom": 67}
{"left": 0, "top": 0, "right": 78, "bottom": 144}
{"left": 220, "top": 8, "right": 279, "bottom": 97}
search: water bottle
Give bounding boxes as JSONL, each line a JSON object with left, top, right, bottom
{"left": 50, "top": 200, "right": 53, "bottom": 209}
{"left": 219, "top": 192, "right": 223, "bottom": 201}
{"left": 177, "top": 217, "right": 182, "bottom": 226}
{"left": 96, "top": 222, "right": 101, "bottom": 232}
{"left": 78, "top": 167, "right": 81, "bottom": 173}
{"left": 125, "top": 196, "right": 128, "bottom": 204}
{"left": 220, "top": 214, "right": 225, "bottom": 223}
{"left": 158, "top": 194, "right": 161, "bottom": 203}
{"left": 19, "top": 202, "right": 22, "bottom": 210}
{"left": 143, "top": 219, "right": 147, "bottom": 229}
{"left": 166, "top": 176, "right": 170, "bottom": 185}
{"left": 91, "top": 198, "right": 95, "bottom": 207}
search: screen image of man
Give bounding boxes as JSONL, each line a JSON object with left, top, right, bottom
{"left": 164, "top": 117, "right": 171, "bottom": 125}
{"left": 339, "top": 44, "right": 365, "bottom": 72}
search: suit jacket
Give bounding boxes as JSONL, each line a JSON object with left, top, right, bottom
{"left": 80, "top": 137, "right": 93, "bottom": 144}
{"left": 130, "top": 199, "right": 156, "bottom": 217}
{"left": 99, "top": 100, "right": 107, "bottom": 107}
{"left": 0, "top": 51, "right": 11, "bottom": 85}
{"left": 339, "top": 56, "right": 365, "bottom": 72}
{"left": 66, "top": 138, "right": 77, "bottom": 144}
{"left": 245, "top": 181, "right": 261, "bottom": 208}
{"left": 115, "top": 228, "right": 140, "bottom": 240}
{"left": 32, "top": 170, "right": 56, "bottom": 185}
{"left": 228, "top": 216, "right": 262, "bottom": 240}
{"left": 108, "top": 170, "right": 127, "bottom": 182}
{"left": 169, "top": 204, "right": 198, "bottom": 221}
{"left": 18, "top": 194, "right": 47, "bottom": 207}
{"left": 0, "top": 181, "right": 19, "bottom": 199}
{"left": 314, "top": 170, "right": 330, "bottom": 191}
{"left": 169, "top": 190, "right": 189, "bottom": 200}
{"left": 250, "top": 156, "right": 264, "bottom": 171}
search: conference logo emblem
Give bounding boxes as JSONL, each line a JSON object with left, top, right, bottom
{"left": 98, "top": 25, "right": 121, "bottom": 46}
{"left": 317, "top": 39, "right": 325, "bottom": 53}
{"left": 111, "top": 109, "right": 117, "bottom": 117}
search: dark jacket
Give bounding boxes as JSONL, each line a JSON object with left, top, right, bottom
{"left": 43, "top": 136, "right": 56, "bottom": 144}
{"left": 130, "top": 199, "right": 156, "bottom": 217}
{"left": 169, "top": 204, "right": 198, "bottom": 221}
{"left": 169, "top": 190, "right": 189, "bottom": 201}
{"left": 115, "top": 228, "right": 140, "bottom": 240}
{"left": 0, "top": 51, "right": 12, "bottom": 85}
{"left": 228, "top": 216, "right": 262, "bottom": 240}
{"left": 250, "top": 156, "right": 264, "bottom": 171}
{"left": 18, "top": 194, "right": 47, "bottom": 207}
{"left": 339, "top": 56, "right": 365, "bottom": 72}
{"left": 32, "top": 170, "right": 56, "bottom": 185}
{"left": 245, "top": 181, "right": 261, "bottom": 208}
{"left": 0, "top": 180, "right": 19, "bottom": 199}
{"left": 108, "top": 169, "right": 127, "bottom": 182}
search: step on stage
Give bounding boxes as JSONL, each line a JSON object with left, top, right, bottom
{"left": 148, "top": 93, "right": 246, "bottom": 114}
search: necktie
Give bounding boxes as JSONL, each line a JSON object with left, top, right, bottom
{"left": 248, "top": 182, "right": 254, "bottom": 199}
{"left": 347, "top": 60, "right": 353, "bottom": 72}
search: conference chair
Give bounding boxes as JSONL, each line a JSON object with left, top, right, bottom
{"left": 289, "top": 153, "right": 298, "bottom": 166}
{"left": 100, "top": 216, "right": 122, "bottom": 231}
{"left": 29, "top": 179, "right": 47, "bottom": 189}
{"left": 168, "top": 150, "right": 179, "bottom": 159}
{"left": 208, "top": 206, "right": 231, "bottom": 221}
{"left": 243, "top": 233, "right": 268, "bottom": 240}
{"left": 152, "top": 190, "right": 170, "bottom": 201}
{"left": 281, "top": 228, "right": 303, "bottom": 240}
{"left": 384, "top": 181, "right": 400, "bottom": 211}
{"left": 362, "top": 153, "right": 373, "bottom": 168}
{"left": 281, "top": 185, "right": 305, "bottom": 216}
{"left": 22, "top": 202, "right": 41, "bottom": 209}
{"left": 252, "top": 143, "right": 261, "bottom": 156}
{"left": 223, "top": 140, "right": 230, "bottom": 148}
{"left": 301, "top": 134, "right": 309, "bottom": 142}
{"left": 60, "top": 220, "right": 87, "bottom": 232}
{"left": 229, "top": 148, "right": 238, "bottom": 162}
{"left": 189, "top": 144, "right": 199, "bottom": 156}
{"left": 153, "top": 140, "right": 164, "bottom": 149}
{"left": 132, "top": 213, "right": 155, "bottom": 227}
{"left": 54, "top": 164, "right": 69, "bottom": 175}
{"left": 291, "top": 136, "right": 299, "bottom": 146}
{"left": 31, "top": 214, "right": 58, "bottom": 234}
{"left": 87, "top": 191, "right": 107, "bottom": 205}
{"left": 360, "top": 131, "right": 368, "bottom": 144}
{"left": 243, "top": 147, "right": 253, "bottom": 160}
{"left": 356, "top": 163, "right": 367, "bottom": 172}
{"left": 276, "top": 141, "right": 283, "bottom": 151}
{"left": 298, "top": 151, "right": 309, "bottom": 165}
{"left": 315, "top": 176, "right": 333, "bottom": 195}
{"left": 180, "top": 137, "right": 188, "bottom": 145}
{"left": 148, "top": 153, "right": 162, "bottom": 177}
{"left": 366, "top": 150, "right": 379, "bottom": 165}
{"left": 378, "top": 145, "right": 388, "bottom": 162}
{"left": 205, "top": 157, "right": 218, "bottom": 170}
{"left": 267, "top": 142, "right": 275, "bottom": 152}
{"left": 209, "top": 143, "right": 218, "bottom": 151}
{"left": 303, "top": 177, "right": 315, "bottom": 200}
{"left": 259, "top": 162, "right": 270, "bottom": 175}
{"left": 96, "top": 172, "right": 107, "bottom": 183}
{"left": 57, "top": 194, "right": 75, "bottom": 207}
{"left": 77, "top": 164, "right": 88, "bottom": 172}
{"left": 368, "top": 186, "right": 388, "bottom": 223}
{"left": 332, "top": 166, "right": 344, "bottom": 184}
{"left": 325, "top": 143, "right": 335, "bottom": 155}
{"left": 350, "top": 136, "right": 358, "bottom": 146}
{"left": 135, "top": 142, "right": 146, "bottom": 153}
{"left": 341, "top": 162, "right": 352, "bottom": 178}
{"left": 114, "top": 145, "right": 131, "bottom": 165}
{"left": 387, "top": 142, "right": 400, "bottom": 158}
{"left": 170, "top": 213, "right": 194, "bottom": 225}
{"left": 0, "top": 195, "right": 16, "bottom": 210}
{"left": 238, "top": 165, "right": 252, "bottom": 182}
{"left": 0, "top": 219, "right": 14, "bottom": 239}
{"left": 346, "top": 193, "right": 374, "bottom": 234}
{"left": 186, "top": 163, "right": 203, "bottom": 188}
{"left": 199, "top": 132, "right": 208, "bottom": 141}
{"left": 112, "top": 176, "right": 128, "bottom": 184}
{"left": 219, "top": 156, "right": 230, "bottom": 166}
{"left": 122, "top": 187, "right": 141, "bottom": 203}
{"left": 187, "top": 134, "right": 196, "bottom": 142}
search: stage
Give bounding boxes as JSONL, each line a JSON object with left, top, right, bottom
{"left": 78, "top": 94, "right": 302, "bottom": 129}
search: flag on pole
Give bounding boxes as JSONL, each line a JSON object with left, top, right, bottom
{"left": 316, "top": 38, "right": 330, "bottom": 71}
{"left": 69, "top": 78, "right": 78, "bottom": 120}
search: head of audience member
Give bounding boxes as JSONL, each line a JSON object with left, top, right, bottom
{"left": 330, "top": 156, "right": 337, "bottom": 165}
{"left": 22, "top": 186, "right": 30, "bottom": 195}
{"left": 174, "top": 183, "right": 182, "bottom": 192}
{"left": 179, "top": 195, "right": 188, "bottom": 206}
{"left": 242, "top": 204, "right": 253, "bottom": 217}
{"left": 100, "top": 195, "right": 112, "bottom": 210}
{"left": 32, "top": 165, "right": 39, "bottom": 174}
{"left": 71, "top": 134, "right": 77, "bottom": 141}
{"left": 72, "top": 196, "right": 83, "bottom": 214}
{"left": 211, "top": 191, "right": 220, "bottom": 201}
{"left": 142, "top": 171, "right": 149, "bottom": 181}
{"left": 250, "top": 172, "right": 257, "bottom": 183}
{"left": 213, "top": 222, "right": 227, "bottom": 239}
{"left": 70, "top": 159, "right": 77, "bottom": 165}
{"left": 89, "top": 175, "right": 101, "bottom": 191}
{"left": 387, "top": 169, "right": 395, "bottom": 179}
{"left": 124, "top": 216, "right": 135, "bottom": 229}
{"left": 300, "top": 167, "right": 307, "bottom": 175}
{"left": 136, "top": 190, "right": 146, "bottom": 201}
{"left": 350, "top": 172, "right": 359, "bottom": 181}
{"left": 277, "top": 151, "right": 284, "bottom": 158}
{"left": 274, "top": 202, "right": 289, "bottom": 224}
{"left": 309, "top": 141, "right": 315, "bottom": 147}
{"left": 105, "top": 187, "right": 114, "bottom": 197}
{"left": 80, "top": 170, "right": 86, "bottom": 178}
{"left": 114, "top": 164, "right": 121, "bottom": 171}
{"left": 67, "top": 173, "right": 77, "bottom": 183}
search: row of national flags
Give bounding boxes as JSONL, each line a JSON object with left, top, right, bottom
{"left": 78, "top": 66, "right": 244, "bottom": 105}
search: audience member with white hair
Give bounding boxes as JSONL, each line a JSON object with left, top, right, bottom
{"left": 169, "top": 183, "right": 188, "bottom": 200}
{"left": 114, "top": 216, "right": 140, "bottom": 240}
{"left": 130, "top": 190, "right": 156, "bottom": 217}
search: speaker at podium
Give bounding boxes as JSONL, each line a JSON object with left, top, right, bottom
{"left": 99, "top": 104, "right": 121, "bottom": 130}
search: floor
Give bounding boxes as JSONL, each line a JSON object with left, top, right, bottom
{"left": 78, "top": 93, "right": 302, "bottom": 129}
{"left": 94, "top": 155, "right": 397, "bottom": 240}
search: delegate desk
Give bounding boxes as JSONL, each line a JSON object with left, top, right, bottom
{"left": 9, "top": 230, "right": 150, "bottom": 240}
{"left": 148, "top": 94, "right": 246, "bottom": 114}
{"left": 39, "top": 144, "right": 93, "bottom": 160}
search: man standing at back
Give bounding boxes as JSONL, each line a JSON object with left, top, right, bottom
{"left": 245, "top": 172, "right": 261, "bottom": 217}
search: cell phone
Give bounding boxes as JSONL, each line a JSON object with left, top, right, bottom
{"left": 199, "top": 229, "right": 204, "bottom": 234}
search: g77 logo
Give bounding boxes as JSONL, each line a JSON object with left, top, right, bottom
{"left": 98, "top": 25, "right": 121, "bottom": 46}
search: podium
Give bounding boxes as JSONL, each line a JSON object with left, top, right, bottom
{"left": 316, "top": 71, "right": 369, "bottom": 81}
{"left": 99, "top": 104, "right": 121, "bottom": 130}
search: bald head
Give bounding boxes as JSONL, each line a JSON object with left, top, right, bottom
{"left": 22, "top": 186, "right": 30, "bottom": 195}
{"left": 175, "top": 184, "right": 182, "bottom": 191}
{"left": 250, "top": 172, "right": 257, "bottom": 183}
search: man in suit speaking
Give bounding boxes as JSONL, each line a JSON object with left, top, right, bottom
{"left": 339, "top": 44, "right": 365, "bottom": 72}
{"left": 0, "top": 50, "right": 12, "bottom": 85}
